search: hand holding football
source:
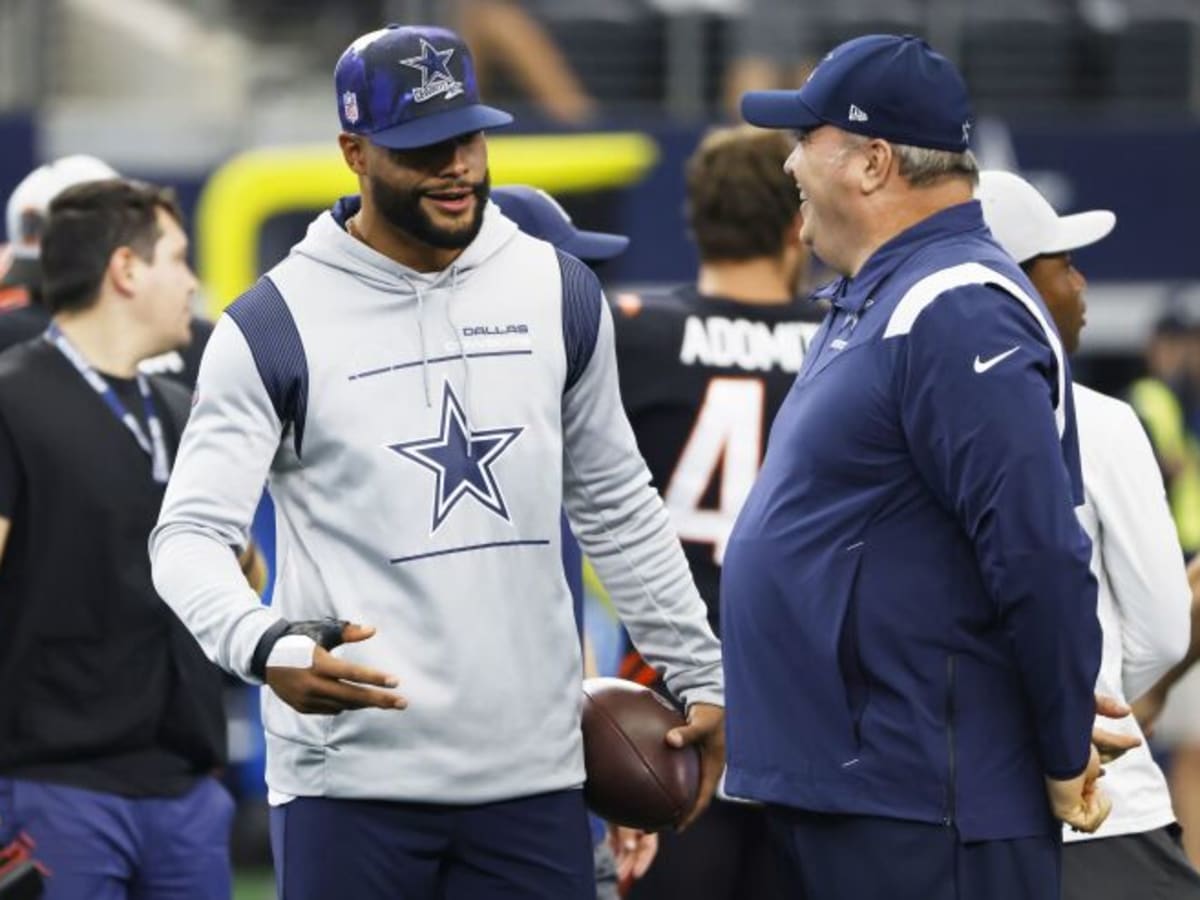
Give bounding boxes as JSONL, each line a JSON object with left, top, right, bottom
{"left": 581, "top": 677, "right": 700, "bottom": 831}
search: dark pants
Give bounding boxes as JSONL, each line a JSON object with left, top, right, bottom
{"left": 768, "top": 808, "right": 1061, "bottom": 900}
{"left": 628, "top": 799, "right": 787, "bottom": 900}
{"left": 0, "top": 776, "right": 233, "bottom": 900}
{"left": 269, "top": 788, "right": 595, "bottom": 900}
{"left": 1064, "top": 826, "right": 1200, "bottom": 900}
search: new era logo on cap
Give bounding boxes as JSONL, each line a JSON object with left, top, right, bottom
{"left": 848, "top": 104, "right": 869, "bottom": 122}
{"left": 334, "top": 24, "right": 513, "bottom": 150}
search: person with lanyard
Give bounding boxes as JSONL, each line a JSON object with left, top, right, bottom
{"left": 0, "top": 178, "right": 240, "bottom": 900}
{"left": 0, "top": 157, "right": 265, "bottom": 588}
{"left": 722, "top": 34, "right": 1107, "bottom": 899}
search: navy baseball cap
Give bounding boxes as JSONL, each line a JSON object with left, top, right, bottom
{"left": 742, "top": 34, "right": 973, "bottom": 153}
{"left": 335, "top": 24, "right": 513, "bottom": 150}
{"left": 492, "top": 186, "right": 630, "bottom": 263}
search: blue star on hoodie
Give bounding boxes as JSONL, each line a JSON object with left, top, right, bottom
{"left": 390, "top": 382, "right": 522, "bottom": 533}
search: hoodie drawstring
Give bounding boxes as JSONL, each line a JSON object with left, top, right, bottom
{"left": 443, "top": 266, "right": 473, "bottom": 420}
{"left": 410, "top": 279, "right": 432, "bottom": 408}
{"left": 408, "top": 267, "right": 467, "bottom": 413}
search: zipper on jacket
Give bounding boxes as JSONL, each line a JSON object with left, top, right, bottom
{"left": 943, "top": 654, "right": 957, "bottom": 826}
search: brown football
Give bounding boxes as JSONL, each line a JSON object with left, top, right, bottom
{"left": 581, "top": 677, "right": 700, "bottom": 831}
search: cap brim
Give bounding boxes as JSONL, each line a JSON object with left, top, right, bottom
{"left": 1042, "top": 210, "right": 1116, "bottom": 256}
{"left": 368, "top": 104, "right": 514, "bottom": 150}
{"left": 562, "top": 230, "right": 630, "bottom": 263}
{"left": 741, "top": 91, "right": 824, "bottom": 130}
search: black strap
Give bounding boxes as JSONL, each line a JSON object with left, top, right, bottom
{"left": 250, "top": 617, "right": 349, "bottom": 681}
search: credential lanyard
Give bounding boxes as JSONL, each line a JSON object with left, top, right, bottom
{"left": 44, "top": 323, "right": 170, "bottom": 483}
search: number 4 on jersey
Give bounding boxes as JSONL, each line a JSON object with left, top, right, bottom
{"left": 664, "top": 377, "right": 765, "bottom": 564}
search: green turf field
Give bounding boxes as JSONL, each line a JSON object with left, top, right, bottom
{"left": 233, "top": 868, "right": 274, "bottom": 900}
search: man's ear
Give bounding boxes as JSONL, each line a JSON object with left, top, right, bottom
{"left": 339, "top": 133, "right": 369, "bottom": 176}
{"left": 107, "top": 246, "right": 139, "bottom": 298}
{"left": 858, "top": 138, "right": 895, "bottom": 195}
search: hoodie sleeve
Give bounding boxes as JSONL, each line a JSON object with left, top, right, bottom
{"left": 897, "top": 284, "right": 1101, "bottom": 780}
{"left": 150, "top": 282, "right": 299, "bottom": 683}
{"left": 557, "top": 251, "right": 724, "bottom": 709}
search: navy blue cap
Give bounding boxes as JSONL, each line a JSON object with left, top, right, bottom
{"left": 492, "top": 186, "right": 630, "bottom": 263}
{"left": 335, "top": 25, "right": 513, "bottom": 150}
{"left": 742, "top": 34, "right": 973, "bottom": 153}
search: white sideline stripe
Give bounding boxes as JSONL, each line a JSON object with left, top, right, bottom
{"left": 883, "top": 262, "right": 1067, "bottom": 436}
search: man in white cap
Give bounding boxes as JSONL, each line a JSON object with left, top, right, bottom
{"left": 0, "top": 156, "right": 211, "bottom": 388}
{"left": 978, "top": 168, "right": 1200, "bottom": 899}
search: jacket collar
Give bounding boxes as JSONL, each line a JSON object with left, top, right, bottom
{"left": 817, "top": 200, "right": 988, "bottom": 315}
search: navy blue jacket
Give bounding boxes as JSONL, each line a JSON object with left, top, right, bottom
{"left": 721, "top": 201, "right": 1101, "bottom": 842}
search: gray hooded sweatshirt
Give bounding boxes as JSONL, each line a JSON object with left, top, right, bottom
{"left": 150, "top": 199, "right": 723, "bottom": 804}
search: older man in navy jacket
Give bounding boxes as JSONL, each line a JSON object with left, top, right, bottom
{"left": 723, "top": 34, "right": 1106, "bottom": 900}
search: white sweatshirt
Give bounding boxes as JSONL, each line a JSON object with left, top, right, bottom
{"left": 1066, "top": 383, "right": 1190, "bottom": 842}
{"left": 150, "top": 199, "right": 723, "bottom": 804}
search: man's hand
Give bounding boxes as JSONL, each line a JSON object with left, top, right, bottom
{"left": 1093, "top": 693, "right": 1142, "bottom": 765}
{"left": 609, "top": 825, "right": 658, "bottom": 883}
{"left": 666, "top": 702, "right": 725, "bottom": 831}
{"left": 1045, "top": 744, "right": 1111, "bottom": 834}
{"left": 266, "top": 623, "right": 407, "bottom": 715}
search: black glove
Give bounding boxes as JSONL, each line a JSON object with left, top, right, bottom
{"left": 250, "top": 617, "right": 349, "bottom": 681}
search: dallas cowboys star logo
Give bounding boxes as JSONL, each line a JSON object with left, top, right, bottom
{"left": 390, "top": 382, "right": 522, "bottom": 533}
{"left": 400, "top": 38, "right": 464, "bottom": 103}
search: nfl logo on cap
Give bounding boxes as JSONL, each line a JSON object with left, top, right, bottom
{"left": 342, "top": 90, "right": 360, "bottom": 125}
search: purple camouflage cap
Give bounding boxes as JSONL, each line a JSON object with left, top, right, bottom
{"left": 335, "top": 24, "right": 513, "bottom": 150}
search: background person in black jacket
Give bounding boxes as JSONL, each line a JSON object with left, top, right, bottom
{"left": 0, "top": 179, "right": 236, "bottom": 900}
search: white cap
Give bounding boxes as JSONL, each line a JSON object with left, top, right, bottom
{"left": 5, "top": 155, "right": 119, "bottom": 260}
{"left": 976, "top": 169, "right": 1115, "bottom": 265}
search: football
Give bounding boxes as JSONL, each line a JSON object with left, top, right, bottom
{"left": 580, "top": 677, "right": 700, "bottom": 831}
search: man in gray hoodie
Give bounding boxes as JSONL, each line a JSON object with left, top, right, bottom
{"left": 150, "top": 23, "right": 724, "bottom": 900}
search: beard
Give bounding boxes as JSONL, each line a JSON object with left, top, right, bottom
{"left": 368, "top": 171, "right": 490, "bottom": 250}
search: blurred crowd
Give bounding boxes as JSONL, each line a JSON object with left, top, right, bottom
{"left": 4, "top": 0, "right": 1195, "bottom": 130}
{"left": 225, "top": 0, "right": 1200, "bottom": 120}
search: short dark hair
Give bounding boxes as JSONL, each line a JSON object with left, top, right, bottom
{"left": 40, "top": 179, "right": 183, "bottom": 314}
{"left": 685, "top": 126, "right": 799, "bottom": 262}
